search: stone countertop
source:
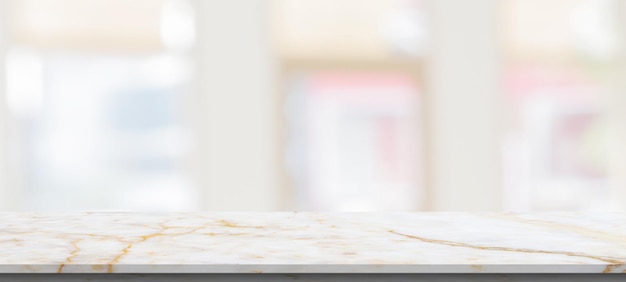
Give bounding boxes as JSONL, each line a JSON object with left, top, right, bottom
{"left": 1, "top": 212, "right": 625, "bottom": 273}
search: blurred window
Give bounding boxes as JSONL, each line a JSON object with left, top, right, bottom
{"left": 275, "top": 0, "right": 428, "bottom": 211}
{"left": 501, "top": 0, "right": 617, "bottom": 211}
{"left": 285, "top": 71, "right": 423, "bottom": 211}
{"left": 6, "top": 0, "right": 196, "bottom": 211}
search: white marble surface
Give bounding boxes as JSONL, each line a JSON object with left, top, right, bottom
{"left": 1, "top": 212, "right": 626, "bottom": 273}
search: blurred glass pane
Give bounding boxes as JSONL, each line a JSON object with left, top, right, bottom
{"left": 9, "top": 52, "right": 196, "bottom": 211}
{"left": 6, "top": 0, "right": 197, "bottom": 211}
{"left": 502, "top": 0, "right": 616, "bottom": 211}
{"left": 286, "top": 71, "right": 423, "bottom": 211}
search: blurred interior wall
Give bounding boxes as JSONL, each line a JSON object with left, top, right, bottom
{"left": 1, "top": 1, "right": 625, "bottom": 212}
{"left": 10, "top": 0, "right": 164, "bottom": 52}
{"left": 425, "top": 0, "right": 502, "bottom": 211}
{"left": 0, "top": 1, "right": 16, "bottom": 211}
{"left": 608, "top": 0, "right": 626, "bottom": 211}
{"left": 190, "top": 0, "right": 281, "bottom": 211}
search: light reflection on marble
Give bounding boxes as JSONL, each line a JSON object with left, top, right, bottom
{"left": 1, "top": 212, "right": 626, "bottom": 273}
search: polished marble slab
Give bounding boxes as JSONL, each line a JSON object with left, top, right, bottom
{"left": 1, "top": 212, "right": 625, "bottom": 273}
{"left": 1, "top": 274, "right": 625, "bottom": 282}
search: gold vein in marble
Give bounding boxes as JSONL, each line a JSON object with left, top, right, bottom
{"left": 483, "top": 213, "right": 626, "bottom": 245}
{"left": 3, "top": 212, "right": 626, "bottom": 274}
{"left": 57, "top": 239, "right": 82, "bottom": 273}
{"left": 388, "top": 230, "right": 625, "bottom": 266}
{"left": 105, "top": 222, "right": 206, "bottom": 273}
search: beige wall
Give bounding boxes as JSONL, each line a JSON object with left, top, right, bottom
{"left": 271, "top": 0, "right": 424, "bottom": 61}
{"left": 607, "top": 0, "right": 626, "bottom": 211}
{"left": 9, "top": 0, "right": 164, "bottom": 52}
{"left": 425, "top": 0, "right": 502, "bottom": 211}
{"left": 191, "top": 0, "right": 281, "bottom": 211}
{"left": 0, "top": 0, "right": 17, "bottom": 210}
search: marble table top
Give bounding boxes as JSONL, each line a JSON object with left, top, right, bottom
{"left": 1, "top": 212, "right": 626, "bottom": 273}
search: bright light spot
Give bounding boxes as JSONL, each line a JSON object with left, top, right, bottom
{"left": 160, "top": 0, "right": 196, "bottom": 52}
{"left": 6, "top": 48, "right": 44, "bottom": 117}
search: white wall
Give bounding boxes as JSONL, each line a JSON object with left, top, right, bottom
{"left": 425, "top": 0, "right": 502, "bottom": 211}
{"left": 607, "top": 0, "right": 626, "bottom": 211}
{"left": 0, "top": 0, "right": 17, "bottom": 211}
{"left": 190, "top": 0, "right": 281, "bottom": 211}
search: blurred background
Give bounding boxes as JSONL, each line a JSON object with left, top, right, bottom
{"left": 0, "top": 0, "right": 625, "bottom": 212}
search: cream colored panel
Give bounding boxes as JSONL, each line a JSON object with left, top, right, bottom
{"left": 9, "top": 0, "right": 164, "bottom": 51}
{"left": 503, "top": 0, "right": 616, "bottom": 60}
{"left": 272, "top": 0, "right": 426, "bottom": 61}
